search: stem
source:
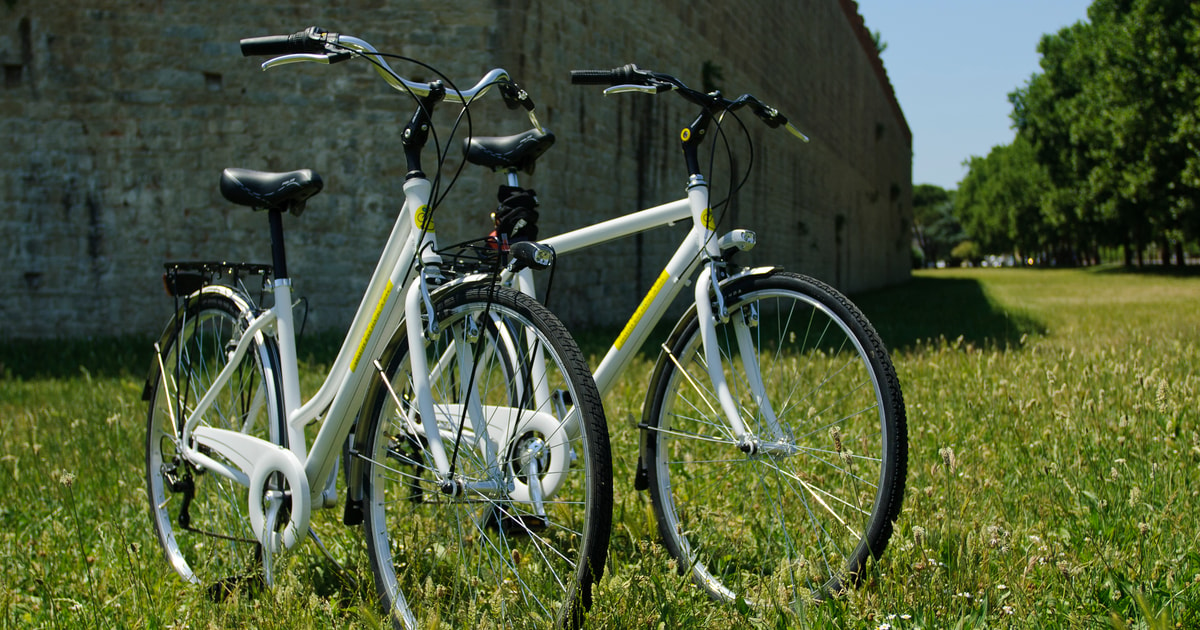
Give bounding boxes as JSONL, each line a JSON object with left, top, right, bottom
{"left": 63, "top": 483, "right": 104, "bottom": 630}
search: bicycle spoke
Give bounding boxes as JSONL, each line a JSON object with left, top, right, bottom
{"left": 645, "top": 272, "right": 905, "bottom": 605}
{"left": 361, "top": 284, "right": 609, "bottom": 628}
{"left": 147, "top": 292, "right": 283, "bottom": 591}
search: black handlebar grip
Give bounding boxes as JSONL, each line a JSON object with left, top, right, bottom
{"left": 569, "top": 70, "right": 617, "bottom": 85}
{"left": 240, "top": 27, "right": 327, "bottom": 56}
{"left": 569, "top": 64, "right": 643, "bottom": 85}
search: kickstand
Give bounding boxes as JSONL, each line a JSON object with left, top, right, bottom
{"left": 308, "top": 528, "right": 361, "bottom": 592}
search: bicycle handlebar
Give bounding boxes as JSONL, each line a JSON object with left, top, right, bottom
{"left": 240, "top": 27, "right": 533, "bottom": 112}
{"left": 569, "top": 63, "right": 808, "bottom": 141}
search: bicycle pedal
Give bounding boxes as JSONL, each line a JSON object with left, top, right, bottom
{"left": 482, "top": 509, "right": 547, "bottom": 535}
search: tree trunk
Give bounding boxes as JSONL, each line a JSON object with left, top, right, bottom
{"left": 1175, "top": 240, "right": 1185, "bottom": 267}
{"left": 1161, "top": 238, "right": 1171, "bottom": 266}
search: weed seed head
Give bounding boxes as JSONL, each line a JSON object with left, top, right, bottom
{"left": 828, "top": 426, "right": 844, "bottom": 452}
{"left": 57, "top": 470, "right": 76, "bottom": 487}
{"left": 939, "top": 447, "right": 957, "bottom": 473}
{"left": 985, "top": 525, "right": 1009, "bottom": 549}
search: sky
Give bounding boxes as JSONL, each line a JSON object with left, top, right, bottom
{"left": 852, "top": 0, "right": 1094, "bottom": 190}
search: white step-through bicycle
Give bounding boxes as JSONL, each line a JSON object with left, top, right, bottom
{"left": 143, "top": 27, "right": 611, "bottom": 630}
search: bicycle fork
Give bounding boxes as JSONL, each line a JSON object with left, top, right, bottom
{"left": 687, "top": 177, "right": 789, "bottom": 455}
{"left": 692, "top": 263, "right": 792, "bottom": 451}
{"left": 402, "top": 270, "right": 567, "bottom": 503}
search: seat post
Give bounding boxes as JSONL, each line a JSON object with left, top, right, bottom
{"left": 268, "top": 208, "right": 289, "bottom": 280}
{"left": 265, "top": 204, "right": 304, "bottom": 441}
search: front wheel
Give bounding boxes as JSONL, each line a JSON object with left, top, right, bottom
{"left": 643, "top": 270, "right": 906, "bottom": 605}
{"left": 359, "top": 283, "right": 612, "bottom": 629}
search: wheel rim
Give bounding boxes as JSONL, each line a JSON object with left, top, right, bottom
{"left": 363, "top": 298, "right": 600, "bottom": 628}
{"left": 146, "top": 300, "right": 281, "bottom": 589}
{"left": 650, "top": 285, "right": 896, "bottom": 605}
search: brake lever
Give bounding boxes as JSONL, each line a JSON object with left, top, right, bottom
{"left": 785, "top": 122, "right": 810, "bottom": 143}
{"left": 261, "top": 53, "right": 335, "bottom": 70}
{"left": 261, "top": 47, "right": 353, "bottom": 71}
{"left": 603, "top": 84, "right": 668, "bottom": 96}
{"left": 527, "top": 111, "right": 545, "bottom": 134}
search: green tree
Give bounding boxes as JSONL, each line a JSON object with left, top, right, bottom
{"left": 950, "top": 240, "right": 981, "bottom": 265}
{"left": 1009, "top": 0, "right": 1200, "bottom": 265}
{"left": 956, "top": 137, "right": 1051, "bottom": 261}
{"left": 1096, "top": 0, "right": 1200, "bottom": 264}
{"left": 1008, "top": 22, "right": 1105, "bottom": 264}
{"left": 912, "top": 184, "right": 963, "bottom": 265}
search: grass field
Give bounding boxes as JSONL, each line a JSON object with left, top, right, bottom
{"left": 2, "top": 266, "right": 1199, "bottom": 628}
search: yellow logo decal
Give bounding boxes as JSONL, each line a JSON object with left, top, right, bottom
{"left": 615, "top": 270, "right": 671, "bottom": 350}
{"left": 680, "top": 128, "right": 691, "bottom": 142}
{"left": 414, "top": 205, "right": 435, "bottom": 232}
{"left": 700, "top": 208, "right": 717, "bottom": 230}
{"left": 350, "top": 280, "right": 393, "bottom": 372}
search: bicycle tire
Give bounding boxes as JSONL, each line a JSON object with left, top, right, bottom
{"left": 642, "top": 270, "right": 906, "bottom": 605}
{"left": 144, "top": 288, "right": 285, "bottom": 594}
{"left": 358, "top": 282, "right": 612, "bottom": 629}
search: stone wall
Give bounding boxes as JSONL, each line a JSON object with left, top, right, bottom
{"left": 0, "top": 0, "right": 911, "bottom": 338}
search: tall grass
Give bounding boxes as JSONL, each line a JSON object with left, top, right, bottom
{"left": 2, "top": 266, "right": 1199, "bottom": 628}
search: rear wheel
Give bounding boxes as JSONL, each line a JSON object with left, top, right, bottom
{"left": 145, "top": 289, "right": 284, "bottom": 593}
{"left": 360, "top": 283, "right": 612, "bottom": 629}
{"left": 643, "top": 270, "right": 906, "bottom": 605}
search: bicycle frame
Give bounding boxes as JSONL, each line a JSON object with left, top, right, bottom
{"left": 160, "top": 40, "right": 537, "bottom": 558}
{"left": 505, "top": 175, "right": 779, "bottom": 450}
{"left": 500, "top": 68, "right": 809, "bottom": 453}
{"left": 168, "top": 173, "right": 443, "bottom": 545}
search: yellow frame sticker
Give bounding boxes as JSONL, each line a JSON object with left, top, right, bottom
{"left": 700, "top": 208, "right": 716, "bottom": 230}
{"left": 414, "top": 205, "right": 434, "bottom": 232}
{"left": 350, "top": 279, "right": 393, "bottom": 372}
{"left": 615, "top": 270, "right": 671, "bottom": 350}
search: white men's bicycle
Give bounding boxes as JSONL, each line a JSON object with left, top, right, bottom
{"left": 143, "top": 27, "right": 611, "bottom": 630}
{"left": 466, "top": 63, "right": 908, "bottom": 608}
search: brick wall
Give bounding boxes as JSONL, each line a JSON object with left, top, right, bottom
{"left": 0, "top": 0, "right": 911, "bottom": 338}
